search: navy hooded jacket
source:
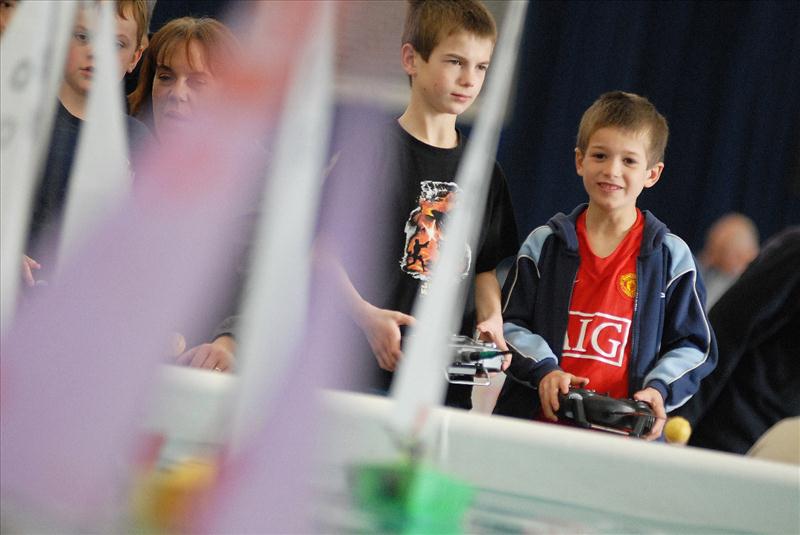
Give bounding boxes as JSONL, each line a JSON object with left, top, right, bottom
{"left": 494, "top": 205, "right": 718, "bottom": 420}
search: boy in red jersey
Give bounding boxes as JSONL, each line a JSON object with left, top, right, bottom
{"left": 494, "top": 91, "right": 717, "bottom": 440}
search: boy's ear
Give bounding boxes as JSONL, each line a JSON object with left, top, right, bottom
{"left": 127, "top": 45, "right": 144, "bottom": 74}
{"left": 574, "top": 148, "right": 584, "bottom": 175}
{"left": 644, "top": 162, "right": 665, "bottom": 188}
{"left": 400, "top": 43, "right": 417, "bottom": 77}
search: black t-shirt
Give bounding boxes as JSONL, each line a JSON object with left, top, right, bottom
{"left": 366, "top": 123, "right": 517, "bottom": 324}
{"left": 26, "top": 101, "right": 152, "bottom": 277}
{"left": 320, "top": 120, "right": 519, "bottom": 403}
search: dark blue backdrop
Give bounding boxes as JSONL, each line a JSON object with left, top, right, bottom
{"left": 149, "top": 0, "right": 800, "bottom": 251}
{"left": 498, "top": 0, "right": 800, "bottom": 250}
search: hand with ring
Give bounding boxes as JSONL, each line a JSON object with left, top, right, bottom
{"left": 175, "top": 335, "right": 236, "bottom": 373}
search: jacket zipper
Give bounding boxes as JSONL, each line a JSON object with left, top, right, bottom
{"left": 630, "top": 259, "right": 640, "bottom": 395}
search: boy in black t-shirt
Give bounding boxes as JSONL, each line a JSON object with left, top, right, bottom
{"left": 199, "top": 1, "right": 519, "bottom": 401}
{"left": 319, "top": 0, "right": 519, "bottom": 407}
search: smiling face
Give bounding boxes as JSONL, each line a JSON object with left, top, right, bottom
{"left": 403, "top": 30, "right": 493, "bottom": 116}
{"left": 61, "top": 5, "right": 143, "bottom": 98}
{"left": 576, "top": 127, "right": 664, "bottom": 217}
{"left": 151, "top": 40, "right": 222, "bottom": 138}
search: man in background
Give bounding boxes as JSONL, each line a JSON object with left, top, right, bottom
{"left": 698, "top": 212, "right": 759, "bottom": 310}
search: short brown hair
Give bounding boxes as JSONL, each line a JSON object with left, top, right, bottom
{"left": 116, "top": 0, "right": 149, "bottom": 49}
{"left": 576, "top": 91, "right": 669, "bottom": 166}
{"left": 127, "top": 17, "right": 238, "bottom": 123}
{"left": 402, "top": 0, "right": 496, "bottom": 61}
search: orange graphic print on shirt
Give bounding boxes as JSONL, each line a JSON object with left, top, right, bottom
{"left": 401, "top": 181, "right": 471, "bottom": 281}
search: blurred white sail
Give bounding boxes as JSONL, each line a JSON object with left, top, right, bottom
{"left": 389, "top": 0, "right": 529, "bottom": 439}
{"left": 0, "top": 0, "right": 76, "bottom": 333}
{"left": 229, "top": 1, "right": 334, "bottom": 448}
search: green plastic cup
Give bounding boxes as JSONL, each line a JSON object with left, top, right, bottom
{"left": 349, "top": 461, "right": 474, "bottom": 534}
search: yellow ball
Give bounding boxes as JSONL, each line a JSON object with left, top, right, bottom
{"left": 665, "top": 416, "right": 692, "bottom": 445}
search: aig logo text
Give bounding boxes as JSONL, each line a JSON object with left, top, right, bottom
{"left": 562, "top": 311, "right": 631, "bottom": 367}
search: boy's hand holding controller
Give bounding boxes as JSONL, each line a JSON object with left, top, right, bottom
{"left": 539, "top": 370, "right": 667, "bottom": 441}
{"left": 539, "top": 370, "right": 590, "bottom": 422}
{"left": 633, "top": 387, "right": 666, "bottom": 440}
{"left": 475, "top": 314, "right": 511, "bottom": 372}
{"left": 355, "top": 301, "right": 415, "bottom": 372}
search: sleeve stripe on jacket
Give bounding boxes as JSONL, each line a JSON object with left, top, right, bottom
{"left": 646, "top": 234, "right": 713, "bottom": 410}
{"left": 502, "top": 225, "right": 551, "bottom": 313}
{"left": 505, "top": 323, "right": 558, "bottom": 365}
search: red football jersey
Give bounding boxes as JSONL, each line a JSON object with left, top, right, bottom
{"left": 560, "top": 210, "right": 644, "bottom": 398}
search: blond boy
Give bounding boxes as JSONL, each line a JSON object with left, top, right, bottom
{"left": 494, "top": 91, "right": 717, "bottom": 438}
